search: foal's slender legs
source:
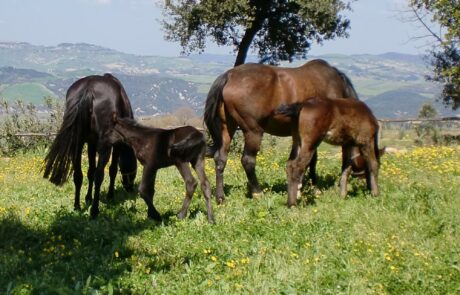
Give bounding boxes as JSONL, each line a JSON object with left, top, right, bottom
{"left": 107, "top": 145, "right": 120, "bottom": 201}
{"left": 287, "top": 143, "right": 315, "bottom": 207}
{"left": 176, "top": 162, "right": 198, "bottom": 220}
{"left": 360, "top": 144, "right": 379, "bottom": 196}
{"left": 339, "top": 162, "right": 353, "bottom": 198}
{"left": 72, "top": 143, "right": 84, "bottom": 211}
{"left": 85, "top": 142, "right": 96, "bottom": 206}
{"left": 193, "top": 155, "right": 215, "bottom": 223}
{"left": 90, "top": 146, "right": 111, "bottom": 218}
{"left": 138, "top": 167, "right": 162, "bottom": 221}
{"left": 307, "top": 151, "right": 318, "bottom": 185}
{"left": 241, "top": 131, "right": 263, "bottom": 197}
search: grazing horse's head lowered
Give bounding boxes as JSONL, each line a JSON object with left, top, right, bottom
{"left": 276, "top": 97, "right": 381, "bottom": 204}
{"left": 43, "top": 73, "right": 137, "bottom": 218}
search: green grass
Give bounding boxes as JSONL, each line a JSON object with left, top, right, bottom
{"left": 1, "top": 139, "right": 460, "bottom": 294}
{"left": 0, "top": 83, "right": 56, "bottom": 104}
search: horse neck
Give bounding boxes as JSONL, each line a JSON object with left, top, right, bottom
{"left": 115, "top": 122, "right": 151, "bottom": 148}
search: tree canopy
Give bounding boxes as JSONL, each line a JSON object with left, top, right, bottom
{"left": 162, "top": 0, "right": 352, "bottom": 66}
{"left": 410, "top": 0, "right": 460, "bottom": 110}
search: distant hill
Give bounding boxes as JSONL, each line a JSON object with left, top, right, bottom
{"left": 0, "top": 41, "right": 458, "bottom": 118}
{"left": 365, "top": 89, "right": 456, "bottom": 118}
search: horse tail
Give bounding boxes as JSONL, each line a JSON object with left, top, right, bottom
{"left": 170, "top": 131, "right": 206, "bottom": 162}
{"left": 43, "top": 88, "right": 93, "bottom": 185}
{"left": 335, "top": 67, "right": 359, "bottom": 100}
{"left": 203, "top": 72, "right": 229, "bottom": 154}
{"left": 275, "top": 103, "right": 303, "bottom": 118}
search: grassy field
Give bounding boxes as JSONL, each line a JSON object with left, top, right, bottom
{"left": 1, "top": 137, "right": 460, "bottom": 294}
{"left": 0, "top": 83, "right": 56, "bottom": 104}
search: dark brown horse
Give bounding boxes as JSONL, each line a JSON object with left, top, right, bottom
{"left": 110, "top": 115, "right": 215, "bottom": 223}
{"left": 204, "top": 59, "right": 359, "bottom": 203}
{"left": 276, "top": 97, "right": 380, "bottom": 206}
{"left": 43, "top": 74, "right": 137, "bottom": 218}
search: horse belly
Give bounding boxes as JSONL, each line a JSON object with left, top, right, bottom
{"left": 323, "top": 128, "right": 347, "bottom": 146}
{"left": 264, "top": 117, "right": 293, "bottom": 137}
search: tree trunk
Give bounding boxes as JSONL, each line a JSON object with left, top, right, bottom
{"left": 234, "top": 18, "right": 264, "bottom": 67}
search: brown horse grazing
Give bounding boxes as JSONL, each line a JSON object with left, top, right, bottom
{"left": 110, "top": 115, "right": 215, "bottom": 223}
{"left": 276, "top": 97, "right": 380, "bottom": 206}
{"left": 204, "top": 59, "right": 359, "bottom": 203}
{"left": 43, "top": 74, "right": 137, "bottom": 218}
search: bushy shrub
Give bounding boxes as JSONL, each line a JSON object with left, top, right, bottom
{"left": 0, "top": 96, "right": 63, "bottom": 155}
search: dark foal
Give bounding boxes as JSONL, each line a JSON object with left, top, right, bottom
{"left": 111, "top": 115, "right": 215, "bottom": 223}
{"left": 277, "top": 97, "right": 381, "bottom": 207}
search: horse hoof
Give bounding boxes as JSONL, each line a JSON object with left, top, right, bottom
{"left": 90, "top": 208, "right": 99, "bottom": 219}
{"left": 216, "top": 197, "right": 225, "bottom": 205}
{"left": 148, "top": 213, "right": 162, "bottom": 222}
{"left": 85, "top": 196, "right": 92, "bottom": 207}
{"left": 177, "top": 212, "right": 186, "bottom": 220}
{"left": 252, "top": 192, "right": 263, "bottom": 199}
{"left": 208, "top": 215, "right": 216, "bottom": 224}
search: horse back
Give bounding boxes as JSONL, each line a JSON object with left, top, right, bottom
{"left": 299, "top": 98, "right": 378, "bottom": 146}
{"left": 221, "top": 61, "right": 353, "bottom": 136}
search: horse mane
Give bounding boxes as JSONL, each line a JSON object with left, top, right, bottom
{"left": 333, "top": 67, "right": 359, "bottom": 100}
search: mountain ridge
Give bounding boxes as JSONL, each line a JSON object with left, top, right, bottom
{"left": 0, "top": 41, "right": 457, "bottom": 118}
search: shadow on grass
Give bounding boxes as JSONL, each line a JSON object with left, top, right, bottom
{"left": 0, "top": 202, "right": 165, "bottom": 294}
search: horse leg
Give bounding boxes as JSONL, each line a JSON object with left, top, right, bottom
{"left": 175, "top": 162, "right": 198, "bottom": 220}
{"left": 241, "top": 131, "right": 263, "bottom": 198}
{"left": 72, "top": 144, "right": 84, "bottom": 211}
{"left": 307, "top": 150, "right": 318, "bottom": 185}
{"left": 85, "top": 142, "right": 96, "bottom": 206}
{"left": 339, "top": 157, "right": 353, "bottom": 198}
{"left": 287, "top": 144, "right": 315, "bottom": 207}
{"left": 107, "top": 145, "right": 120, "bottom": 201}
{"left": 214, "top": 123, "right": 236, "bottom": 204}
{"left": 139, "top": 167, "right": 161, "bottom": 221}
{"left": 288, "top": 135, "right": 302, "bottom": 194}
{"left": 360, "top": 144, "right": 379, "bottom": 197}
{"left": 90, "top": 146, "right": 111, "bottom": 218}
{"left": 192, "top": 155, "right": 215, "bottom": 223}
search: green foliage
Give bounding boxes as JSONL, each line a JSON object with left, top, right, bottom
{"left": 418, "top": 102, "right": 438, "bottom": 119}
{"left": 0, "top": 96, "right": 63, "bottom": 155}
{"left": 410, "top": 0, "right": 460, "bottom": 109}
{"left": 415, "top": 103, "right": 440, "bottom": 145}
{"left": 1, "top": 140, "right": 460, "bottom": 294}
{"left": 162, "top": 0, "right": 352, "bottom": 65}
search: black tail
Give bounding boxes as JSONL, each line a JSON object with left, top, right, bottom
{"left": 203, "top": 72, "right": 229, "bottom": 155}
{"left": 275, "top": 103, "right": 303, "bottom": 118}
{"left": 43, "top": 89, "right": 93, "bottom": 185}
{"left": 334, "top": 67, "right": 359, "bottom": 100}
{"left": 170, "top": 131, "right": 206, "bottom": 163}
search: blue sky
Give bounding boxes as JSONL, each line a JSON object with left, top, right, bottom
{"left": 0, "top": 0, "right": 434, "bottom": 57}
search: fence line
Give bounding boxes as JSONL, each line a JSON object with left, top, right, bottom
{"left": 8, "top": 116, "right": 460, "bottom": 138}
